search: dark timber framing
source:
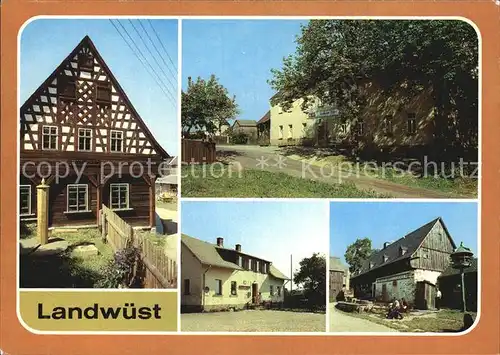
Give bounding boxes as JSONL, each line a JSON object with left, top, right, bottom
{"left": 20, "top": 36, "right": 169, "bottom": 228}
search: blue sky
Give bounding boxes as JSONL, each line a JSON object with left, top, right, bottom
{"left": 330, "top": 202, "right": 479, "bottom": 264}
{"left": 181, "top": 200, "right": 328, "bottom": 288}
{"left": 20, "top": 18, "right": 178, "bottom": 155}
{"left": 182, "top": 19, "right": 307, "bottom": 123}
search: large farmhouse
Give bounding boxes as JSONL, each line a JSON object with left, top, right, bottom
{"left": 350, "top": 217, "right": 456, "bottom": 309}
{"left": 181, "top": 235, "right": 289, "bottom": 312}
{"left": 267, "top": 82, "right": 440, "bottom": 152}
{"left": 19, "top": 36, "right": 168, "bottom": 228}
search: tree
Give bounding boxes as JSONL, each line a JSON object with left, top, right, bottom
{"left": 269, "top": 20, "right": 478, "bottom": 156}
{"left": 293, "top": 253, "right": 326, "bottom": 308}
{"left": 182, "top": 75, "right": 239, "bottom": 136}
{"left": 344, "top": 238, "right": 375, "bottom": 273}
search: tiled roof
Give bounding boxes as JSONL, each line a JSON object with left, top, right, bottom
{"left": 352, "top": 218, "right": 453, "bottom": 279}
{"left": 257, "top": 111, "right": 270, "bottom": 124}
{"left": 181, "top": 234, "right": 289, "bottom": 280}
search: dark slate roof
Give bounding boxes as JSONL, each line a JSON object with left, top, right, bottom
{"left": 257, "top": 111, "right": 270, "bottom": 124}
{"left": 330, "top": 256, "right": 348, "bottom": 272}
{"left": 439, "top": 258, "right": 478, "bottom": 278}
{"left": 352, "top": 217, "right": 447, "bottom": 279}
{"left": 233, "top": 119, "right": 257, "bottom": 127}
{"left": 181, "top": 234, "right": 288, "bottom": 279}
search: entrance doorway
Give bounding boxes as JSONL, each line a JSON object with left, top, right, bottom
{"left": 252, "top": 283, "right": 259, "bottom": 304}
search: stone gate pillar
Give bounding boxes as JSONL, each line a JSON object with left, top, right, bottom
{"left": 36, "top": 178, "right": 49, "bottom": 245}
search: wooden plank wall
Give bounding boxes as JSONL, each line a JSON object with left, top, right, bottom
{"left": 182, "top": 139, "right": 216, "bottom": 164}
{"left": 101, "top": 205, "right": 177, "bottom": 288}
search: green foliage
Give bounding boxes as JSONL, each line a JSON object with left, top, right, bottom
{"left": 96, "top": 245, "right": 142, "bottom": 288}
{"left": 293, "top": 253, "right": 326, "bottom": 308}
{"left": 182, "top": 75, "right": 239, "bottom": 136}
{"left": 229, "top": 131, "right": 250, "bottom": 145}
{"left": 345, "top": 238, "right": 374, "bottom": 273}
{"left": 270, "top": 20, "right": 478, "bottom": 152}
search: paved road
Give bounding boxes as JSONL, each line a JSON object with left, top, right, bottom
{"left": 182, "top": 310, "right": 325, "bottom": 332}
{"left": 217, "top": 145, "right": 456, "bottom": 198}
{"left": 330, "top": 304, "right": 397, "bottom": 333}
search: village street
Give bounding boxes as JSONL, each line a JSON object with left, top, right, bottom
{"left": 329, "top": 304, "right": 397, "bottom": 333}
{"left": 181, "top": 310, "right": 326, "bottom": 332}
{"left": 217, "top": 145, "right": 453, "bottom": 198}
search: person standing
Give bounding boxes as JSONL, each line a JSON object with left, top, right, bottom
{"left": 436, "top": 288, "right": 442, "bottom": 310}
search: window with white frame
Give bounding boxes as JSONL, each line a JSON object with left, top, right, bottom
{"left": 42, "top": 125, "right": 58, "bottom": 150}
{"left": 78, "top": 128, "right": 92, "bottom": 151}
{"left": 20, "top": 185, "right": 32, "bottom": 216}
{"left": 270, "top": 285, "right": 274, "bottom": 296}
{"left": 110, "top": 130, "right": 123, "bottom": 152}
{"left": 110, "top": 183, "right": 129, "bottom": 209}
{"left": 407, "top": 113, "right": 417, "bottom": 134}
{"left": 238, "top": 255, "right": 243, "bottom": 267}
{"left": 288, "top": 124, "right": 293, "bottom": 139}
{"left": 256, "top": 260, "right": 260, "bottom": 272}
{"left": 278, "top": 125, "right": 284, "bottom": 139}
{"left": 67, "top": 184, "right": 88, "bottom": 212}
{"left": 302, "top": 122, "right": 307, "bottom": 135}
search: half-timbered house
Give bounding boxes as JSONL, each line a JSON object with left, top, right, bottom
{"left": 350, "top": 217, "right": 456, "bottom": 309}
{"left": 19, "top": 36, "right": 169, "bottom": 228}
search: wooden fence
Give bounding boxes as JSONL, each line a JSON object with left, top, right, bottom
{"left": 100, "top": 205, "right": 177, "bottom": 288}
{"left": 182, "top": 139, "right": 216, "bottom": 164}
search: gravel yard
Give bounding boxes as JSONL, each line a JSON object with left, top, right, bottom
{"left": 181, "top": 310, "right": 326, "bottom": 332}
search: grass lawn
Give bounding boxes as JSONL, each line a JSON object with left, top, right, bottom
{"left": 20, "top": 227, "right": 114, "bottom": 288}
{"left": 182, "top": 165, "right": 386, "bottom": 198}
{"left": 347, "top": 308, "right": 475, "bottom": 333}
{"left": 285, "top": 154, "right": 478, "bottom": 198}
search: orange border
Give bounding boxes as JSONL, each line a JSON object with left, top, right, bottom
{"left": 2, "top": 1, "right": 500, "bottom": 354}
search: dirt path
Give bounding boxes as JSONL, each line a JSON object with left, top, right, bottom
{"left": 330, "top": 304, "right": 397, "bottom": 332}
{"left": 217, "top": 145, "right": 456, "bottom": 198}
{"left": 182, "top": 310, "right": 326, "bottom": 332}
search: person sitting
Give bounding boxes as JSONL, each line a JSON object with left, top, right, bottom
{"left": 400, "top": 298, "right": 409, "bottom": 313}
{"left": 386, "top": 299, "right": 403, "bottom": 320}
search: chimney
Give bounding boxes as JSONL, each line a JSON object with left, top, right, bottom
{"left": 216, "top": 237, "right": 224, "bottom": 247}
{"left": 235, "top": 244, "right": 241, "bottom": 252}
{"left": 383, "top": 241, "right": 392, "bottom": 249}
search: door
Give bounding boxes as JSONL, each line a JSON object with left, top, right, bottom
{"left": 252, "top": 283, "right": 258, "bottom": 304}
{"left": 415, "top": 281, "right": 428, "bottom": 309}
{"left": 382, "top": 283, "right": 388, "bottom": 302}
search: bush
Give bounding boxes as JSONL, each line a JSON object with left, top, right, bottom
{"left": 230, "top": 132, "right": 249, "bottom": 145}
{"left": 96, "top": 245, "right": 142, "bottom": 288}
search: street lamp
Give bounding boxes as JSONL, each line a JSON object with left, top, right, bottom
{"left": 450, "top": 242, "right": 474, "bottom": 312}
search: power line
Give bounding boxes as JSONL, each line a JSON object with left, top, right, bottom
{"left": 147, "top": 19, "right": 177, "bottom": 74}
{"left": 128, "top": 19, "right": 177, "bottom": 95}
{"left": 109, "top": 19, "right": 176, "bottom": 105}
{"left": 136, "top": 20, "right": 177, "bottom": 91}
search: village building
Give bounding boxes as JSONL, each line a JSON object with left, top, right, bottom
{"left": 181, "top": 235, "right": 289, "bottom": 312}
{"left": 256, "top": 110, "right": 270, "bottom": 144}
{"left": 231, "top": 119, "right": 258, "bottom": 139}
{"left": 268, "top": 96, "right": 315, "bottom": 146}
{"left": 19, "top": 36, "right": 169, "bottom": 228}
{"left": 155, "top": 156, "right": 178, "bottom": 195}
{"left": 329, "top": 256, "right": 350, "bottom": 301}
{"left": 268, "top": 83, "right": 439, "bottom": 153}
{"left": 350, "top": 217, "right": 456, "bottom": 310}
